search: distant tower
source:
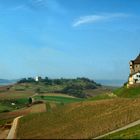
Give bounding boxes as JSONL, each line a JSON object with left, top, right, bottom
{"left": 35, "top": 76, "right": 39, "bottom": 82}
{"left": 35, "top": 76, "right": 42, "bottom": 82}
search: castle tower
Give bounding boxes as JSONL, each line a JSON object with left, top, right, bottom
{"left": 129, "top": 54, "right": 140, "bottom": 74}
{"left": 127, "top": 53, "right": 140, "bottom": 87}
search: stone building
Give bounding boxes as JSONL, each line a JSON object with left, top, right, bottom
{"left": 128, "top": 54, "right": 140, "bottom": 87}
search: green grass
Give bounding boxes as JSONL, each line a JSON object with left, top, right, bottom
{"left": 103, "top": 124, "right": 140, "bottom": 139}
{"left": 0, "top": 103, "right": 13, "bottom": 113}
{"left": 34, "top": 95, "right": 84, "bottom": 104}
{"left": 114, "top": 86, "right": 140, "bottom": 98}
{"left": 0, "top": 98, "right": 28, "bottom": 113}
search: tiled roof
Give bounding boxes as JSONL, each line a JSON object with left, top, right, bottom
{"left": 133, "top": 54, "right": 140, "bottom": 64}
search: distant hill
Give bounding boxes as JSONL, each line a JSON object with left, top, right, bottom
{"left": 0, "top": 79, "right": 17, "bottom": 86}
{"left": 95, "top": 79, "right": 126, "bottom": 87}
{"left": 10, "top": 77, "right": 113, "bottom": 98}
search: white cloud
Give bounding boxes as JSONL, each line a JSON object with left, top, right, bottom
{"left": 73, "top": 13, "right": 130, "bottom": 27}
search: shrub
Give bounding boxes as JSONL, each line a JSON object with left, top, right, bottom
{"left": 2, "top": 109, "right": 10, "bottom": 113}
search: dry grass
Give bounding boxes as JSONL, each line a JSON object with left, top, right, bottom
{"left": 0, "top": 103, "right": 46, "bottom": 125}
{"left": 0, "top": 91, "right": 34, "bottom": 100}
{"left": 17, "top": 98, "right": 140, "bottom": 139}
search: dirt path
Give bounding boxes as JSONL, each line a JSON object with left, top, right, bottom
{"left": 6, "top": 116, "right": 22, "bottom": 139}
{"left": 93, "top": 119, "right": 140, "bottom": 139}
{"left": 6, "top": 103, "right": 46, "bottom": 139}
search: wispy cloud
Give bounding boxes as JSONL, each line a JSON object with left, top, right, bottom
{"left": 6, "top": 0, "right": 66, "bottom": 14}
{"left": 73, "top": 13, "right": 130, "bottom": 27}
{"left": 31, "top": 0, "right": 66, "bottom": 14}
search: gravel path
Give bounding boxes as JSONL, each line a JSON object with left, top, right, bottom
{"left": 93, "top": 119, "right": 140, "bottom": 139}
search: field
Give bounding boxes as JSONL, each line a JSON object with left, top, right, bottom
{"left": 0, "top": 91, "right": 34, "bottom": 113}
{"left": 1, "top": 82, "right": 140, "bottom": 139}
{"left": 0, "top": 91, "right": 83, "bottom": 125}
{"left": 103, "top": 124, "right": 140, "bottom": 139}
{"left": 17, "top": 98, "right": 140, "bottom": 139}
{"left": 34, "top": 95, "right": 84, "bottom": 104}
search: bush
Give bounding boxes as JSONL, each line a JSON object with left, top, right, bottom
{"left": 28, "top": 97, "right": 32, "bottom": 104}
{"left": 18, "top": 78, "right": 35, "bottom": 83}
{"left": 2, "top": 109, "right": 10, "bottom": 113}
{"left": 62, "top": 84, "right": 86, "bottom": 98}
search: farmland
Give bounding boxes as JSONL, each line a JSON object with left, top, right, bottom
{"left": 17, "top": 98, "right": 140, "bottom": 139}
{"left": 34, "top": 95, "right": 84, "bottom": 104}
{"left": 1, "top": 78, "right": 140, "bottom": 139}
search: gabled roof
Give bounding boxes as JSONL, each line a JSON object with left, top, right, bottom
{"left": 133, "top": 54, "right": 140, "bottom": 64}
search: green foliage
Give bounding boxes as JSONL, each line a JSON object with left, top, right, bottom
{"left": 18, "top": 77, "right": 35, "bottom": 83}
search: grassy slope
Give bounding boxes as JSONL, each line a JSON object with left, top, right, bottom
{"left": 114, "top": 86, "right": 140, "bottom": 98}
{"left": 17, "top": 98, "right": 140, "bottom": 139}
{"left": 103, "top": 124, "right": 140, "bottom": 139}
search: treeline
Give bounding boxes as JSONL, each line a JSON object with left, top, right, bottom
{"left": 18, "top": 77, "right": 101, "bottom": 98}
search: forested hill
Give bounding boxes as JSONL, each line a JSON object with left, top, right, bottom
{"left": 16, "top": 77, "right": 103, "bottom": 98}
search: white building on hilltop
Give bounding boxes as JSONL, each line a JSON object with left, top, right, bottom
{"left": 35, "top": 76, "right": 42, "bottom": 82}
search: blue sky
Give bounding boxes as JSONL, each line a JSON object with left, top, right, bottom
{"left": 0, "top": 0, "right": 140, "bottom": 81}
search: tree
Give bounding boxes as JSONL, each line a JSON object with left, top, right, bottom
{"left": 27, "top": 77, "right": 35, "bottom": 83}
{"left": 18, "top": 78, "right": 27, "bottom": 83}
{"left": 41, "top": 95, "right": 45, "bottom": 99}
{"left": 28, "top": 97, "right": 32, "bottom": 104}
